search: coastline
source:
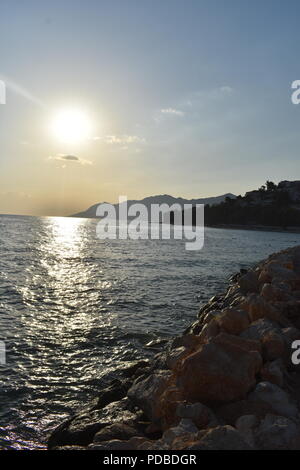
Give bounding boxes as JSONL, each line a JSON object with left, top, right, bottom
{"left": 48, "top": 245, "right": 300, "bottom": 450}
{"left": 206, "top": 224, "right": 300, "bottom": 234}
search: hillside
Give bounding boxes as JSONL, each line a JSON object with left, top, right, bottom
{"left": 71, "top": 193, "right": 236, "bottom": 218}
{"left": 181, "top": 181, "right": 300, "bottom": 229}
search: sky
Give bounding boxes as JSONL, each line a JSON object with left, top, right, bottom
{"left": 1, "top": 0, "right": 300, "bottom": 216}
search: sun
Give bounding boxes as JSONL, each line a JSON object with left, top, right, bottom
{"left": 50, "top": 108, "right": 92, "bottom": 144}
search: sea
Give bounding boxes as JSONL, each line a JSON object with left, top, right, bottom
{"left": 1, "top": 214, "right": 300, "bottom": 449}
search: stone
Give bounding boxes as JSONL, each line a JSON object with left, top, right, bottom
{"left": 261, "top": 331, "right": 286, "bottom": 361}
{"left": 198, "top": 319, "right": 220, "bottom": 342}
{"left": 261, "top": 283, "right": 290, "bottom": 302}
{"left": 187, "top": 425, "right": 252, "bottom": 450}
{"left": 127, "top": 371, "right": 172, "bottom": 424}
{"left": 260, "top": 359, "right": 284, "bottom": 387}
{"left": 217, "top": 399, "right": 272, "bottom": 425}
{"left": 216, "top": 308, "right": 250, "bottom": 335}
{"left": 93, "top": 423, "right": 141, "bottom": 443}
{"left": 235, "top": 415, "right": 258, "bottom": 447}
{"left": 255, "top": 414, "right": 300, "bottom": 450}
{"left": 176, "top": 402, "right": 217, "bottom": 429}
{"left": 176, "top": 333, "right": 262, "bottom": 403}
{"left": 240, "top": 318, "right": 280, "bottom": 341}
{"left": 248, "top": 381, "right": 298, "bottom": 418}
{"left": 238, "top": 271, "right": 259, "bottom": 294}
{"left": 48, "top": 398, "right": 136, "bottom": 448}
{"left": 166, "top": 347, "right": 188, "bottom": 371}
{"left": 162, "top": 419, "right": 198, "bottom": 445}
{"left": 240, "top": 294, "right": 281, "bottom": 323}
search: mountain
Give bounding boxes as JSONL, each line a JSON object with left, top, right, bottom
{"left": 71, "top": 193, "right": 236, "bottom": 218}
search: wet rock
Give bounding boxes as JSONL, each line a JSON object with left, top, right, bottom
{"left": 198, "top": 319, "right": 220, "bottom": 342}
{"left": 88, "top": 440, "right": 135, "bottom": 450}
{"left": 127, "top": 371, "right": 172, "bottom": 424}
{"left": 171, "top": 334, "right": 202, "bottom": 350}
{"left": 48, "top": 398, "right": 136, "bottom": 448}
{"left": 176, "top": 333, "right": 262, "bottom": 404}
{"left": 121, "top": 360, "right": 150, "bottom": 378}
{"left": 255, "top": 414, "right": 300, "bottom": 450}
{"left": 96, "top": 379, "right": 131, "bottom": 409}
{"left": 54, "top": 445, "right": 87, "bottom": 450}
{"left": 188, "top": 425, "right": 252, "bottom": 450}
{"left": 248, "top": 381, "right": 298, "bottom": 418}
{"left": 216, "top": 308, "right": 250, "bottom": 335}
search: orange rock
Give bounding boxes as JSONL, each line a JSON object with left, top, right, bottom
{"left": 216, "top": 308, "right": 250, "bottom": 335}
{"left": 176, "top": 333, "right": 262, "bottom": 404}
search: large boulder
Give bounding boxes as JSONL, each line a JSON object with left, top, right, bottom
{"left": 176, "top": 333, "right": 262, "bottom": 404}
{"left": 216, "top": 308, "right": 250, "bottom": 335}
{"left": 240, "top": 294, "right": 281, "bottom": 323}
{"left": 127, "top": 371, "right": 172, "bottom": 424}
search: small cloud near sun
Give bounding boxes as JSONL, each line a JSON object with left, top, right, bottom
{"left": 48, "top": 154, "right": 92, "bottom": 166}
{"left": 160, "top": 108, "right": 185, "bottom": 117}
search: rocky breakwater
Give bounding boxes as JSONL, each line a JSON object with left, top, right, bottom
{"left": 48, "top": 246, "right": 300, "bottom": 450}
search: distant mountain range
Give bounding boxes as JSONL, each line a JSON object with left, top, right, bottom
{"left": 71, "top": 193, "right": 236, "bottom": 218}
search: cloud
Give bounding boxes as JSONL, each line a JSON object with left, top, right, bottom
{"left": 103, "top": 134, "right": 146, "bottom": 144}
{"left": 160, "top": 108, "right": 185, "bottom": 117}
{"left": 48, "top": 154, "right": 92, "bottom": 165}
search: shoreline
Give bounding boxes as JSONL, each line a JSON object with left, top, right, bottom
{"left": 206, "top": 223, "right": 300, "bottom": 234}
{"left": 48, "top": 245, "right": 300, "bottom": 450}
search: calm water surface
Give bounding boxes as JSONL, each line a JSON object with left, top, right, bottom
{"left": 1, "top": 214, "right": 300, "bottom": 449}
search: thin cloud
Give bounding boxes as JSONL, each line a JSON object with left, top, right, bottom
{"left": 161, "top": 108, "right": 185, "bottom": 117}
{"left": 48, "top": 154, "right": 92, "bottom": 165}
{"left": 103, "top": 134, "right": 146, "bottom": 144}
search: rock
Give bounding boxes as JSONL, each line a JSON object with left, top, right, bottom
{"left": 166, "top": 347, "right": 188, "bottom": 372}
{"left": 171, "top": 334, "right": 201, "bottom": 350}
{"left": 248, "top": 381, "right": 298, "bottom": 418}
{"left": 48, "top": 398, "right": 136, "bottom": 448}
{"left": 235, "top": 415, "right": 258, "bottom": 447}
{"left": 240, "top": 294, "right": 281, "bottom": 323}
{"left": 198, "top": 319, "right": 220, "bottom": 342}
{"left": 96, "top": 379, "right": 131, "bottom": 409}
{"left": 216, "top": 308, "right": 250, "bottom": 335}
{"left": 54, "top": 445, "right": 87, "bottom": 450}
{"left": 217, "top": 399, "right": 272, "bottom": 425}
{"left": 93, "top": 423, "right": 141, "bottom": 443}
{"left": 88, "top": 440, "right": 135, "bottom": 450}
{"left": 176, "top": 402, "right": 217, "bottom": 429}
{"left": 162, "top": 419, "right": 198, "bottom": 445}
{"left": 261, "top": 331, "right": 286, "bottom": 361}
{"left": 127, "top": 371, "right": 172, "bottom": 424}
{"left": 260, "top": 359, "right": 284, "bottom": 387}
{"left": 255, "top": 414, "right": 300, "bottom": 450}
{"left": 261, "top": 283, "right": 290, "bottom": 302}
{"left": 187, "top": 425, "right": 252, "bottom": 450}
{"left": 241, "top": 318, "right": 281, "bottom": 342}
{"left": 238, "top": 271, "right": 259, "bottom": 294}
{"left": 176, "top": 333, "right": 262, "bottom": 403}
{"left": 121, "top": 360, "right": 150, "bottom": 378}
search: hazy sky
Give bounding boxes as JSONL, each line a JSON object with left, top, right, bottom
{"left": 1, "top": 0, "right": 300, "bottom": 216}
